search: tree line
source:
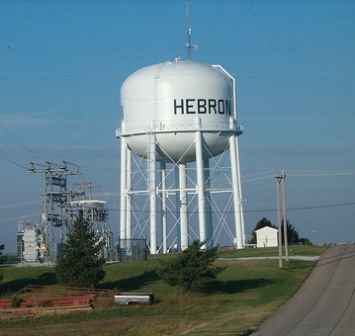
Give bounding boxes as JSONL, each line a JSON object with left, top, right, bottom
{"left": 1, "top": 216, "right": 311, "bottom": 291}
{"left": 249, "top": 217, "right": 312, "bottom": 246}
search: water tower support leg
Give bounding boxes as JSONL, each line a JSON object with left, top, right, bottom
{"left": 229, "top": 135, "right": 243, "bottom": 249}
{"left": 204, "top": 159, "right": 213, "bottom": 249}
{"left": 126, "top": 148, "right": 132, "bottom": 239}
{"left": 195, "top": 131, "right": 206, "bottom": 247}
{"left": 148, "top": 133, "right": 157, "bottom": 254}
{"left": 235, "top": 136, "right": 245, "bottom": 246}
{"left": 179, "top": 163, "right": 188, "bottom": 251}
{"left": 120, "top": 138, "right": 127, "bottom": 242}
{"left": 160, "top": 162, "right": 167, "bottom": 253}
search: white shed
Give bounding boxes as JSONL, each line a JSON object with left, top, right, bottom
{"left": 256, "top": 226, "right": 278, "bottom": 248}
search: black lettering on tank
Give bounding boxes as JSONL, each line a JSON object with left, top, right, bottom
{"left": 174, "top": 99, "right": 232, "bottom": 115}
{"left": 186, "top": 99, "right": 195, "bottom": 114}
{"left": 208, "top": 99, "right": 217, "bottom": 114}
{"left": 218, "top": 100, "right": 225, "bottom": 114}
{"left": 174, "top": 99, "right": 184, "bottom": 114}
{"left": 197, "top": 99, "right": 207, "bottom": 114}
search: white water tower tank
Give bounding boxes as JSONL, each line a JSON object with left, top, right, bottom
{"left": 117, "top": 58, "right": 245, "bottom": 253}
{"left": 120, "top": 59, "right": 237, "bottom": 163}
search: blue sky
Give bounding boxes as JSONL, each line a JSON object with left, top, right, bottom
{"left": 1, "top": 0, "right": 354, "bottom": 250}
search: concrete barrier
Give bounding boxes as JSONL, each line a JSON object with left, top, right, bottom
{"left": 114, "top": 293, "right": 154, "bottom": 305}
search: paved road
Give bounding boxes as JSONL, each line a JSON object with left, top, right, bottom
{"left": 252, "top": 245, "right": 355, "bottom": 336}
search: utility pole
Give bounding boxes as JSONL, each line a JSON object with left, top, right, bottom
{"left": 282, "top": 170, "right": 289, "bottom": 261}
{"left": 276, "top": 172, "right": 283, "bottom": 268}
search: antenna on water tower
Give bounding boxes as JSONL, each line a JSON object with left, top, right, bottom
{"left": 186, "top": 0, "right": 198, "bottom": 60}
{"left": 186, "top": 0, "right": 192, "bottom": 60}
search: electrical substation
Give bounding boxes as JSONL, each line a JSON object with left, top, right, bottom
{"left": 17, "top": 162, "right": 114, "bottom": 262}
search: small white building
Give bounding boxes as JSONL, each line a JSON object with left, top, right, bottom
{"left": 18, "top": 221, "right": 45, "bottom": 262}
{"left": 23, "top": 226, "right": 38, "bottom": 262}
{"left": 256, "top": 226, "right": 278, "bottom": 248}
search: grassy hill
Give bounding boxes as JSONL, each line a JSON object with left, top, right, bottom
{"left": 0, "top": 245, "right": 327, "bottom": 335}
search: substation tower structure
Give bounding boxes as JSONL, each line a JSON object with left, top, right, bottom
{"left": 28, "top": 161, "right": 81, "bottom": 260}
{"left": 69, "top": 182, "right": 112, "bottom": 258}
{"left": 28, "top": 164, "right": 114, "bottom": 260}
{"left": 116, "top": 59, "right": 245, "bottom": 254}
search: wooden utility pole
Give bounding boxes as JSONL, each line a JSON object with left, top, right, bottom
{"left": 282, "top": 170, "right": 289, "bottom": 262}
{"left": 276, "top": 172, "right": 283, "bottom": 268}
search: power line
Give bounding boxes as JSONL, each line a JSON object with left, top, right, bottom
{"left": 1, "top": 95, "right": 354, "bottom": 102}
{"left": 0, "top": 148, "right": 28, "bottom": 170}
{"left": 0, "top": 96, "right": 119, "bottom": 101}
{"left": 0, "top": 72, "right": 128, "bottom": 76}
{"left": 0, "top": 122, "right": 46, "bottom": 162}
{"left": 242, "top": 175, "right": 275, "bottom": 183}
{"left": 107, "top": 201, "right": 355, "bottom": 214}
{"left": 244, "top": 201, "right": 355, "bottom": 214}
{"left": 287, "top": 171, "right": 355, "bottom": 177}
{"left": 239, "top": 96, "right": 355, "bottom": 101}
{"left": 0, "top": 201, "right": 42, "bottom": 210}
{"left": 0, "top": 212, "right": 42, "bottom": 223}
{"left": 1, "top": 71, "right": 354, "bottom": 77}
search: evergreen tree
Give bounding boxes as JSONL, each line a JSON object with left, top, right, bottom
{"left": 157, "top": 240, "right": 226, "bottom": 293}
{"left": 281, "top": 219, "right": 312, "bottom": 245}
{"left": 281, "top": 220, "right": 300, "bottom": 244}
{"left": 55, "top": 217, "right": 106, "bottom": 288}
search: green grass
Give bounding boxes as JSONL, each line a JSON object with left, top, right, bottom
{"left": 218, "top": 244, "right": 328, "bottom": 258}
{"left": 0, "top": 245, "right": 327, "bottom": 336}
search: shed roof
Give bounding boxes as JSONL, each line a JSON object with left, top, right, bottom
{"left": 255, "top": 226, "right": 278, "bottom": 233}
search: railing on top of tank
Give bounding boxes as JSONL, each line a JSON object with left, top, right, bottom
{"left": 117, "top": 122, "right": 243, "bottom": 136}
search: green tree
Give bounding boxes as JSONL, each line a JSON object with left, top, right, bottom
{"left": 281, "top": 220, "right": 312, "bottom": 245}
{"left": 249, "top": 217, "right": 276, "bottom": 244}
{"left": 157, "top": 240, "right": 226, "bottom": 293}
{"left": 55, "top": 217, "right": 106, "bottom": 288}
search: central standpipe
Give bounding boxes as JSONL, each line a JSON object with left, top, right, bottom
{"left": 160, "top": 162, "right": 167, "bottom": 253}
{"left": 195, "top": 124, "right": 207, "bottom": 246}
{"left": 175, "top": 166, "right": 181, "bottom": 251}
{"left": 204, "top": 159, "right": 213, "bottom": 249}
{"left": 179, "top": 164, "right": 188, "bottom": 251}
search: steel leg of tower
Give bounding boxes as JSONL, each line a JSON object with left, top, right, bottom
{"left": 126, "top": 147, "right": 131, "bottom": 239}
{"left": 120, "top": 138, "right": 127, "bottom": 242}
{"left": 229, "top": 134, "right": 243, "bottom": 249}
{"left": 234, "top": 136, "right": 245, "bottom": 246}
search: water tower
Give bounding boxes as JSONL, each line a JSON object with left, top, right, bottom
{"left": 116, "top": 59, "right": 245, "bottom": 254}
